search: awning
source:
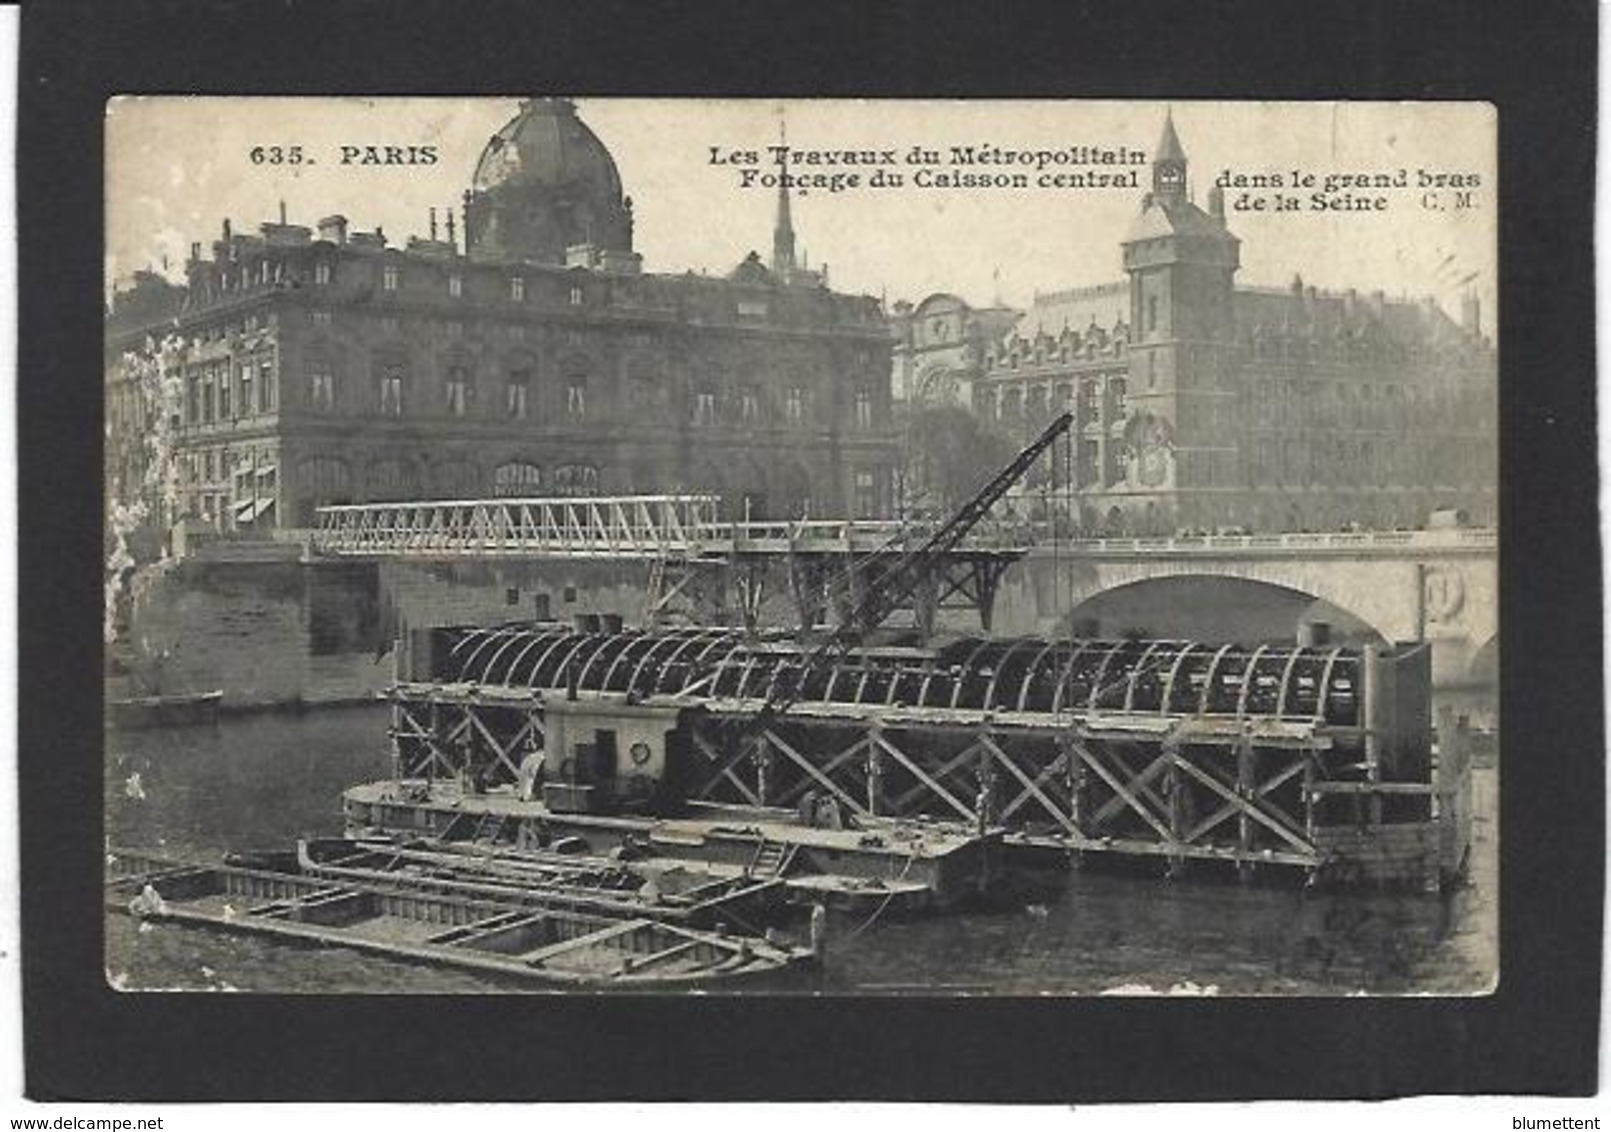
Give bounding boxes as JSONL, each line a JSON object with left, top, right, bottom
{"left": 233, "top": 497, "right": 276, "bottom": 522}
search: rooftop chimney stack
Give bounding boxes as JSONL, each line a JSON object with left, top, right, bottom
{"left": 429, "top": 207, "right": 438, "bottom": 241}
{"left": 317, "top": 215, "right": 349, "bottom": 244}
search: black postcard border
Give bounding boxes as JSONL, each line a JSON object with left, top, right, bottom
{"left": 18, "top": 0, "right": 1602, "bottom": 1103}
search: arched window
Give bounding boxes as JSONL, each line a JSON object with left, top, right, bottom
{"left": 367, "top": 457, "right": 420, "bottom": 502}
{"left": 494, "top": 462, "right": 542, "bottom": 497}
{"left": 551, "top": 464, "right": 599, "bottom": 497}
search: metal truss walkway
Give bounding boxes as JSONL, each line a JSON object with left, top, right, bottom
{"left": 312, "top": 494, "right": 1022, "bottom": 561}
{"left": 311, "top": 494, "right": 1030, "bottom": 633}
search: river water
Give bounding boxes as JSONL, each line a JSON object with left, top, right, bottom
{"left": 104, "top": 705, "right": 1497, "bottom": 996}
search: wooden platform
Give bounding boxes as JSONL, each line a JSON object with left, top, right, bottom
{"left": 343, "top": 780, "right": 1002, "bottom": 910}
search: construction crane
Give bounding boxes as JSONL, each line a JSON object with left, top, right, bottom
{"left": 751, "top": 410, "right": 1074, "bottom": 731}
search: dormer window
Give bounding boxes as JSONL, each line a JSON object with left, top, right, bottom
{"left": 569, "top": 285, "right": 584, "bottom": 307}
{"left": 448, "top": 273, "right": 462, "bottom": 297}
{"left": 510, "top": 276, "right": 525, "bottom": 302}
{"left": 382, "top": 264, "right": 400, "bottom": 291}
{"left": 314, "top": 261, "right": 331, "bottom": 286}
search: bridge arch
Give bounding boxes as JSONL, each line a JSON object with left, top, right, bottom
{"left": 1059, "top": 574, "right": 1392, "bottom": 646}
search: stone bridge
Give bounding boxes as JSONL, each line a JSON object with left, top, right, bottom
{"left": 989, "top": 528, "right": 1498, "bottom": 687}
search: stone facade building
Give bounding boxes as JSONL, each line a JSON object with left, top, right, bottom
{"left": 901, "top": 114, "right": 1496, "bottom": 535}
{"left": 105, "top": 98, "right": 899, "bottom": 534}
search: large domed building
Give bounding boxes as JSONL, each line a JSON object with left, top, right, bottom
{"left": 105, "top": 98, "right": 899, "bottom": 540}
{"left": 464, "top": 98, "right": 639, "bottom": 271}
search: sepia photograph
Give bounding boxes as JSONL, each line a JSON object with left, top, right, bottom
{"left": 99, "top": 96, "right": 1498, "bottom": 998}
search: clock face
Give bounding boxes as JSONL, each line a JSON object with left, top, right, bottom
{"left": 1138, "top": 441, "right": 1169, "bottom": 487}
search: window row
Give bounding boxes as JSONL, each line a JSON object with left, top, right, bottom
{"left": 183, "top": 357, "right": 279, "bottom": 425}
{"left": 979, "top": 378, "right": 1126, "bottom": 425}
{"left": 316, "top": 259, "right": 587, "bottom": 307}
{"left": 301, "top": 366, "right": 881, "bottom": 428}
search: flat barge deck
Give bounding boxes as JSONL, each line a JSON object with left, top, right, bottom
{"left": 344, "top": 779, "right": 1001, "bottom": 911}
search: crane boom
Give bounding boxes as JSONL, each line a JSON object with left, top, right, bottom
{"left": 753, "top": 410, "right": 1073, "bottom": 728}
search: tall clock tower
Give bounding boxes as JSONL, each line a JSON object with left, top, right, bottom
{"left": 1120, "top": 112, "right": 1241, "bottom": 527}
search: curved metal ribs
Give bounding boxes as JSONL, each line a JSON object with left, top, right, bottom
{"left": 436, "top": 627, "right": 1362, "bottom": 725}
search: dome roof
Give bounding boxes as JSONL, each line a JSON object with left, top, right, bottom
{"left": 472, "top": 98, "right": 624, "bottom": 201}
{"left": 464, "top": 98, "right": 636, "bottom": 267}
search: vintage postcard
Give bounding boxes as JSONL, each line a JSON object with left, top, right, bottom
{"left": 102, "top": 97, "right": 1497, "bottom": 997}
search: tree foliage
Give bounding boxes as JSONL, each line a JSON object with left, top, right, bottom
{"left": 901, "top": 404, "right": 1019, "bottom": 516}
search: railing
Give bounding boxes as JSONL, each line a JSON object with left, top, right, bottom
{"left": 1042, "top": 527, "right": 1497, "bottom": 556}
{"left": 314, "top": 495, "right": 723, "bottom": 558}
{"left": 312, "top": 496, "right": 1036, "bottom": 559}
{"left": 313, "top": 496, "right": 1031, "bottom": 559}
{"left": 312, "top": 496, "right": 1494, "bottom": 561}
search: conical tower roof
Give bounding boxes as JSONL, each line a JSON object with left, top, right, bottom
{"left": 1155, "top": 110, "right": 1186, "bottom": 164}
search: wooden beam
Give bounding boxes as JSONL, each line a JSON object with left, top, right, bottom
{"left": 980, "top": 734, "right": 1078, "bottom": 835}
{"left": 1171, "top": 754, "right": 1314, "bottom": 855}
{"left": 771, "top": 735, "right": 869, "bottom": 807}
{"left": 873, "top": 733, "right": 978, "bottom": 824}
{"left": 1068, "top": 738, "right": 1177, "bottom": 844}
{"left": 761, "top": 728, "right": 870, "bottom": 818}
{"left": 690, "top": 729, "right": 761, "bottom": 806}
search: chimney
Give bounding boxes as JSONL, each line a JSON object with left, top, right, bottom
{"left": 1207, "top": 183, "right": 1225, "bottom": 221}
{"left": 429, "top": 207, "right": 438, "bottom": 241}
{"left": 445, "top": 208, "right": 457, "bottom": 249}
{"left": 317, "top": 215, "right": 349, "bottom": 244}
{"left": 1298, "top": 621, "right": 1332, "bottom": 648}
{"left": 278, "top": 200, "right": 287, "bottom": 225}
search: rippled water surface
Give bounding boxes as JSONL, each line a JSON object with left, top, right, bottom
{"left": 105, "top": 705, "right": 1497, "bottom": 996}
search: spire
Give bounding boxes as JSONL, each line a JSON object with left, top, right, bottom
{"left": 1155, "top": 108, "right": 1186, "bottom": 164}
{"left": 1152, "top": 107, "right": 1188, "bottom": 201}
{"left": 772, "top": 110, "right": 796, "bottom": 276}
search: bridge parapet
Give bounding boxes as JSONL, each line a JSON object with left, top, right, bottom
{"left": 1054, "top": 527, "right": 1496, "bottom": 559}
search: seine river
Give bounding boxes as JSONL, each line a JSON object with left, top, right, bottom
{"left": 104, "top": 704, "right": 1497, "bottom": 996}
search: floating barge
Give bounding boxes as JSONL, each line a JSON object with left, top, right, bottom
{"left": 363, "top": 625, "right": 1471, "bottom": 891}
{"left": 107, "top": 847, "right": 813, "bottom": 989}
{"left": 343, "top": 783, "right": 998, "bottom": 912}
{"left": 285, "top": 836, "right": 791, "bottom": 926}
{"left": 106, "top": 689, "right": 223, "bottom": 730}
